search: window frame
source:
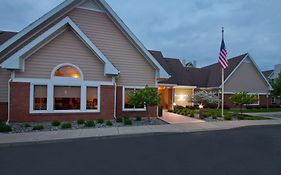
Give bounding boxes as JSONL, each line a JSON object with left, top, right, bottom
{"left": 247, "top": 93, "right": 260, "bottom": 106}
{"left": 122, "top": 86, "right": 146, "bottom": 112}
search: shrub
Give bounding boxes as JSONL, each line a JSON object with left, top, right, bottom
{"left": 84, "top": 120, "right": 95, "bottom": 127}
{"left": 61, "top": 123, "right": 72, "bottom": 129}
{"left": 123, "top": 118, "right": 133, "bottom": 126}
{"left": 106, "top": 120, "right": 113, "bottom": 126}
{"left": 51, "top": 120, "right": 61, "bottom": 127}
{"left": 212, "top": 116, "right": 218, "bottom": 120}
{"left": 135, "top": 116, "right": 142, "bottom": 121}
{"left": 224, "top": 115, "right": 232, "bottom": 121}
{"left": 0, "top": 123, "right": 12, "bottom": 132}
{"left": 97, "top": 119, "right": 104, "bottom": 124}
{"left": 116, "top": 117, "right": 123, "bottom": 123}
{"left": 77, "top": 119, "right": 85, "bottom": 125}
{"left": 33, "top": 125, "right": 44, "bottom": 131}
{"left": 23, "top": 123, "right": 31, "bottom": 128}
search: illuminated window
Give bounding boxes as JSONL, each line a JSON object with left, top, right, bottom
{"left": 33, "top": 85, "right": 47, "bottom": 110}
{"left": 86, "top": 87, "right": 98, "bottom": 110}
{"left": 54, "top": 86, "right": 81, "bottom": 110}
{"left": 54, "top": 66, "right": 81, "bottom": 78}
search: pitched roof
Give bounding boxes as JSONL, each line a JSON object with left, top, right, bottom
{"left": 149, "top": 50, "right": 195, "bottom": 86}
{"left": 151, "top": 50, "right": 249, "bottom": 88}
{"left": 0, "top": 31, "right": 17, "bottom": 45}
{"left": 262, "top": 70, "right": 274, "bottom": 79}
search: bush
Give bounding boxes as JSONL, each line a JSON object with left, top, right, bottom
{"left": 224, "top": 115, "right": 232, "bottom": 121}
{"left": 123, "top": 118, "right": 133, "bottom": 126}
{"left": 116, "top": 117, "right": 123, "bottom": 123}
{"left": 136, "top": 116, "right": 142, "bottom": 121}
{"left": 97, "top": 119, "right": 104, "bottom": 124}
{"left": 33, "top": 125, "right": 44, "bottom": 131}
{"left": 84, "top": 120, "right": 95, "bottom": 127}
{"left": 23, "top": 123, "right": 31, "bottom": 128}
{"left": 106, "top": 120, "right": 113, "bottom": 126}
{"left": 61, "top": 123, "right": 72, "bottom": 129}
{"left": 212, "top": 116, "right": 218, "bottom": 120}
{"left": 77, "top": 119, "right": 85, "bottom": 125}
{"left": 51, "top": 120, "right": 61, "bottom": 127}
{"left": 0, "top": 123, "right": 12, "bottom": 132}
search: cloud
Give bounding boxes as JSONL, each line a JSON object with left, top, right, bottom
{"left": 0, "top": 0, "right": 280, "bottom": 70}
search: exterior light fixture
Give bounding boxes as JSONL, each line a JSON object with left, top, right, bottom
{"left": 199, "top": 104, "right": 204, "bottom": 109}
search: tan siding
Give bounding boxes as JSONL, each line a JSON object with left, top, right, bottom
{"left": 225, "top": 57, "right": 269, "bottom": 93}
{"left": 69, "top": 8, "right": 156, "bottom": 86}
{"left": 0, "top": 69, "right": 10, "bottom": 102}
{"left": 16, "top": 29, "right": 111, "bottom": 82}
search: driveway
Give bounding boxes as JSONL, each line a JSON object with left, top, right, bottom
{"left": 1, "top": 125, "right": 281, "bottom": 175}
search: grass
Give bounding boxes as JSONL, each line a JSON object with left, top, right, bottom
{"left": 61, "top": 123, "right": 72, "bottom": 129}
{"left": 233, "top": 114, "right": 271, "bottom": 120}
{"left": 0, "top": 123, "right": 12, "bottom": 132}
{"left": 33, "top": 125, "right": 44, "bottom": 131}
{"left": 229, "top": 107, "right": 281, "bottom": 113}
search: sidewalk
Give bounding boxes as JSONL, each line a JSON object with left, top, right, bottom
{"left": 1, "top": 118, "right": 281, "bottom": 146}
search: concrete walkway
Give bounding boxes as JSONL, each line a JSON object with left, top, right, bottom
{"left": 159, "top": 111, "right": 204, "bottom": 124}
{"left": 1, "top": 118, "right": 281, "bottom": 146}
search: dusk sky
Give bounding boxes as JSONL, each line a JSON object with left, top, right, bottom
{"left": 0, "top": 0, "right": 280, "bottom": 70}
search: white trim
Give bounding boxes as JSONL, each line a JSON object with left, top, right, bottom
{"left": 1, "top": 17, "right": 119, "bottom": 76}
{"left": 224, "top": 92, "right": 268, "bottom": 95}
{"left": 247, "top": 93, "right": 260, "bottom": 106}
{"left": 51, "top": 63, "right": 84, "bottom": 80}
{"left": 221, "top": 53, "right": 273, "bottom": 91}
{"left": 122, "top": 86, "right": 146, "bottom": 112}
{"left": 0, "top": 0, "right": 76, "bottom": 53}
{"left": 173, "top": 86, "right": 197, "bottom": 89}
{"left": 99, "top": 0, "right": 170, "bottom": 79}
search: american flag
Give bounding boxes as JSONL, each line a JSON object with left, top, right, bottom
{"left": 218, "top": 38, "right": 228, "bottom": 69}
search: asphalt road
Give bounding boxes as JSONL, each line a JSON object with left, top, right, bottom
{"left": 1, "top": 125, "right": 281, "bottom": 175}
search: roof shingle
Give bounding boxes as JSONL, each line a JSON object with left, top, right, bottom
{"left": 0, "top": 31, "right": 17, "bottom": 45}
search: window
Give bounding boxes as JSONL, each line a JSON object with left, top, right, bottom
{"left": 54, "top": 66, "right": 81, "bottom": 78}
{"left": 123, "top": 87, "right": 145, "bottom": 111}
{"left": 54, "top": 86, "right": 81, "bottom": 110}
{"left": 87, "top": 87, "right": 98, "bottom": 110}
{"left": 272, "top": 97, "right": 276, "bottom": 104}
{"left": 33, "top": 85, "right": 47, "bottom": 110}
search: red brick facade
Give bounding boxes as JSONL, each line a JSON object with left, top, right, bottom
{"left": 0, "top": 102, "right": 8, "bottom": 121}
{"left": 9, "top": 82, "right": 157, "bottom": 122}
{"left": 116, "top": 86, "right": 157, "bottom": 118}
{"left": 223, "top": 94, "right": 271, "bottom": 108}
{"left": 10, "top": 82, "right": 115, "bottom": 122}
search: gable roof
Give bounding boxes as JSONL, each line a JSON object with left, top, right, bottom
{"left": 262, "top": 70, "right": 274, "bottom": 79}
{"left": 151, "top": 51, "right": 272, "bottom": 90}
{"left": 0, "top": 31, "right": 17, "bottom": 45}
{"left": 1, "top": 17, "right": 119, "bottom": 75}
{"left": 0, "top": 0, "right": 169, "bottom": 79}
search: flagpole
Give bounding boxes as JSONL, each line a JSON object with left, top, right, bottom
{"left": 221, "top": 27, "right": 225, "bottom": 117}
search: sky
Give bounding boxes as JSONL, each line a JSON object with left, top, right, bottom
{"left": 0, "top": 0, "right": 280, "bottom": 70}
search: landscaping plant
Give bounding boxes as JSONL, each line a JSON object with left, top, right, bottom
{"left": 0, "top": 123, "right": 12, "bottom": 132}
{"left": 51, "top": 120, "right": 61, "bottom": 127}
{"left": 229, "top": 92, "right": 258, "bottom": 114}
{"left": 136, "top": 116, "right": 142, "bottom": 121}
{"left": 123, "top": 118, "right": 133, "bottom": 125}
{"left": 97, "top": 119, "right": 104, "bottom": 124}
{"left": 116, "top": 117, "right": 123, "bottom": 123}
{"left": 84, "top": 120, "right": 95, "bottom": 127}
{"left": 61, "top": 123, "right": 72, "bottom": 129}
{"left": 128, "top": 86, "right": 160, "bottom": 120}
{"left": 77, "top": 119, "right": 85, "bottom": 125}
{"left": 271, "top": 73, "right": 281, "bottom": 97}
{"left": 33, "top": 125, "right": 44, "bottom": 131}
{"left": 106, "top": 120, "right": 113, "bottom": 126}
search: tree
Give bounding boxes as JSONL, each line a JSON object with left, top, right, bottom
{"left": 229, "top": 92, "right": 257, "bottom": 114}
{"left": 191, "top": 91, "right": 220, "bottom": 107}
{"left": 272, "top": 73, "right": 281, "bottom": 97}
{"left": 128, "top": 86, "right": 160, "bottom": 120}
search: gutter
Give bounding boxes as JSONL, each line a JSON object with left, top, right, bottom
{"left": 6, "top": 70, "right": 15, "bottom": 125}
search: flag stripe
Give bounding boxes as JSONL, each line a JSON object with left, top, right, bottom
{"left": 218, "top": 39, "right": 228, "bottom": 69}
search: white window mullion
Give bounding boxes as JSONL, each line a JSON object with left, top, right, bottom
{"left": 81, "top": 85, "right": 87, "bottom": 111}
{"left": 47, "top": 83, "right": 54, "bottom": 111}
{"left": 97, "top": 86, "right": 101, "bottom": 112}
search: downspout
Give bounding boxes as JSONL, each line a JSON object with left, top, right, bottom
{"left": 6, "top": 70, "right": 15, "bottom": 125}
{"left": 113, "top": 77, "right": 117, "bottom": 119}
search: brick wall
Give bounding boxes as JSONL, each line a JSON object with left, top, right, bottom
{"left": 0, "top": 102, "right": 8, "bottom": 121}
{"left": 10, "top": 82, "right": 115, "bottom": 122}
{"left": 116, "top": 86, "right": 157, "bottom": 118}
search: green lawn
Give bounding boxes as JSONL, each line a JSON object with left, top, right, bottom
{"left": 228, "top": 107, "right": 281, "bottom": 113}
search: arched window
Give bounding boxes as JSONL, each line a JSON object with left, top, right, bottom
{"left": 54, "top": 65, "right": 81, "bottom": 78}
